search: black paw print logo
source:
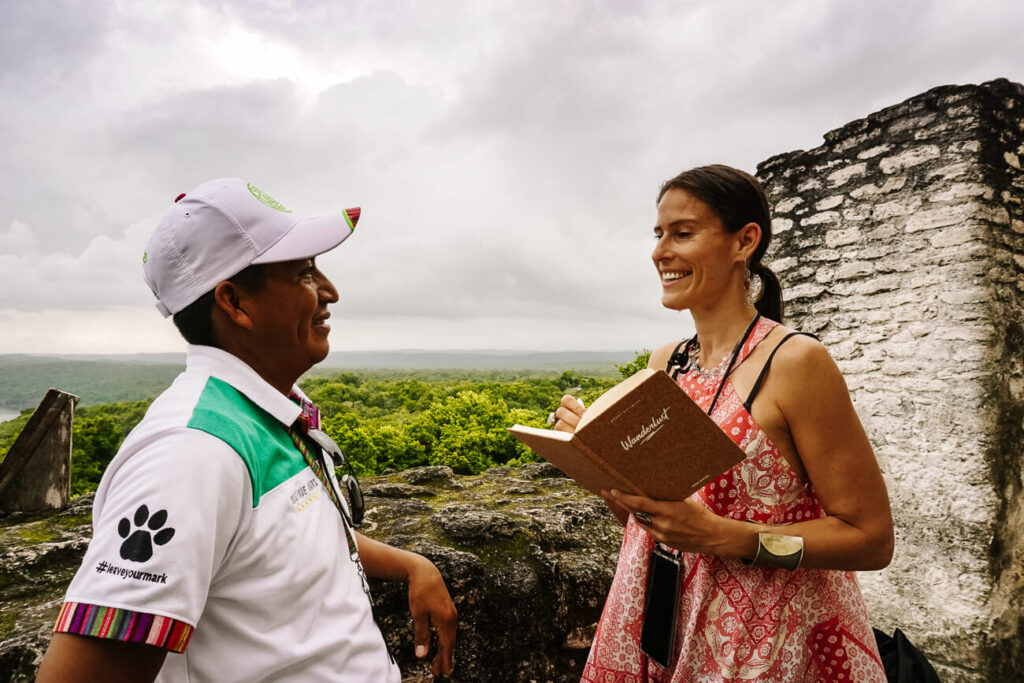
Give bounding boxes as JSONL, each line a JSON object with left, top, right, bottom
{"left": 118, "top": 505, "right": 175, "bottom": 562}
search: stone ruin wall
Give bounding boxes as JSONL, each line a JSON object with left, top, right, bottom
{"left": 756, "top": 79, "right": 1024, "bottom": 682}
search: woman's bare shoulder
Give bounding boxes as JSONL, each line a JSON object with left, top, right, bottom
{"left": 769, "top": 325, "right": 829, "bottom": 361}
{"left": 758, "top": 328, "right": 857, "bottom": 431}
{"left": 768, "top": 326, "right": 843, "bottom": 389}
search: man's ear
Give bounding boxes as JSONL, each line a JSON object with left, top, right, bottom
{"left": 734, "top": 221, "right": 762, "bottom": 263}
{"left": 212, "top": 281, "right": 255, "bottom": 331}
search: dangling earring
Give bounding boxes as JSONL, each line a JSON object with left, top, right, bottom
{"left": 744, "top": 266, "right": 754, "bottom": 305}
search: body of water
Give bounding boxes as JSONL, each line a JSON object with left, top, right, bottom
{"left": 0, "top": 409, "right": 23, "bottom": 423}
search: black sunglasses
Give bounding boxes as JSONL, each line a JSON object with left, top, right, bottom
{"left": 306, "top": 428, "right": 365, "bottom": 527}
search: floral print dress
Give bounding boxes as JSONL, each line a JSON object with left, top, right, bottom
{"left": 582, "top": 318, "right": 885, "bottom": 682}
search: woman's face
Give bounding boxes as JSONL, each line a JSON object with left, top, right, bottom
{"left": 652, "top": 188, "right": 745, "bottom": 312}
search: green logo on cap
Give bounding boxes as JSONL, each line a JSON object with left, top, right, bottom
{"left": 247, "top": 183, "right": 292, "bottom": 213}
{"left": 142, "top": 251, "right": 147, "bottom": 263}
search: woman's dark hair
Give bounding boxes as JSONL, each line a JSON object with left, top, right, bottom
{"left": 172, "top": 264, "right": 266, "bottom": 346}
{"left": 657, "top": 164, "right": 784, "bottom": 322}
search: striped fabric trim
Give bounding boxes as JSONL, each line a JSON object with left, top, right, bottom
{"left": 344, "top": 207, "right": 361, "bottom": 230}
{"left": 54, "top": 601, "right": 194, "bottom": 653}
{"left": 291, "top": 392, "right": 321, "bottom": 432}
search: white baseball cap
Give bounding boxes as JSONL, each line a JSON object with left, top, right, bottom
{"left": 143, "top": 178, "right": 360, "bottom": 317}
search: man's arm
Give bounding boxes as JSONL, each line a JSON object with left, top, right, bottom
{"left": 36, "top": 633, "right": 167, "bottom": 683}
{"left": 37, "top": 430, "right": 248, "bottom": 682}
{"left": 355, "top": 532, "right": 457, "bottom": 678}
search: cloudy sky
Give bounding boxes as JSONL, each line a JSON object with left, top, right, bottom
{"left": 1, "top": 0, "right": 1022, "bottom": 354}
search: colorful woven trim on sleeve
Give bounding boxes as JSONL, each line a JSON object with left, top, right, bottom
{"left": 54, "top": 601, "right": 194, "bottom": 653}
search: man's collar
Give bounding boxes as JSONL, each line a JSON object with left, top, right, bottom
{"left": 185, "top": 345, "right": 305, "bottom": 427}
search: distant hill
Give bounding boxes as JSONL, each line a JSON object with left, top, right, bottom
{"left": 0, "top": 350, "right": 633, "bottom": 412}
{"left": 318, "top": 350, "right": 634, "bottom": 371}
{"left": 0, "top": 355, "right": 184, "bottom": 411}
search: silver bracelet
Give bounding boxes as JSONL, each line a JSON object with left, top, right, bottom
{"left": 744, "top": 532, "right": 804, "bottom": 571}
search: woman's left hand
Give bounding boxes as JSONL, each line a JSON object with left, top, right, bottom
{"left": 603, "top": 489, "right": 734, "bottom": 555}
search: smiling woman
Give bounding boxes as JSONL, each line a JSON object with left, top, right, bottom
{"left": 653, "top": 166, "right": 782, "bottom": 325}
{"left": 553, "top": 165, "right": 894, "bottom": 683}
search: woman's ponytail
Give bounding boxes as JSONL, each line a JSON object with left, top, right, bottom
{"left": 752, "top": 262, "right": 784, "bottom": 323}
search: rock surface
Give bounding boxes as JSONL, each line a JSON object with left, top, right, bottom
{"left": 0, "top": 463, "right": 622, "bottom": 683}
{"left": 0, "top": 494, "right": 93, "bottom": 680}
{"left": 365, "top": 463, "right": 621, "bottom": 682}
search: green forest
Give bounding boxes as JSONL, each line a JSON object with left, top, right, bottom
{"left": 0, "top": 353, "right": 650, "bottom": 496}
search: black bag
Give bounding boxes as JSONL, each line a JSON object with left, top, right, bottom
{"left": 873, "top": 628, "right": 941, "bottom": 683}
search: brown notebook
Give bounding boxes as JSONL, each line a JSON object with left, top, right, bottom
{"left": 509, "top": 369, "right": 746, "bottom": 501}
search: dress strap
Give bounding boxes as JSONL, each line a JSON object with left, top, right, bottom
{"left": 742, "top": 332, "right": 818, "bottom": 413}
{"left": 734, "top": 316, "right": 779, "bottom": 367}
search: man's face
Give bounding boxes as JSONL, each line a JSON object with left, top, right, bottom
{"left": 244, "top": 258, "right": 339, "bottom": 379}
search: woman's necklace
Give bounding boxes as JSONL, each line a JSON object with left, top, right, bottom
{"left": 690, "top": 341, "right": 731, "bottom": 384}
{"left": 689, "top": 314, "right": 760, "bottom": 386}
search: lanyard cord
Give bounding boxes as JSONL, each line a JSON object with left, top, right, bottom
{"left": 706, "top": 314, "right": 761, "bottom": 416}
{"left": 286, "top": 428, "right": 360, "bottom": 560}
{"left": 286, "top": 429, "right": 397, "bottom": 664}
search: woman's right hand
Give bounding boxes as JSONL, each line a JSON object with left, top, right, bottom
{"left": 550, "top": 394, "right": 631, "bottom": 524}
{"left": 551, "top": 394, "right": 585, "bottom": 433}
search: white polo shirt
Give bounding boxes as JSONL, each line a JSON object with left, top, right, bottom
{"left": 55, "top": 345, "right": 400, "bottom": 683}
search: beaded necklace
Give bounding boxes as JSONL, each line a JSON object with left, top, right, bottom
{"left": 690, "top": 339, "right": 734, "bottom": 384}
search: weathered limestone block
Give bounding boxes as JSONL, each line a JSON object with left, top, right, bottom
{"left": 369, "top": 463, "right": 622, "bottom": 682}
{"left": 0, "top": 390, "right": 78, "bottom": 513}
{"left": 758, "top": 78, "right": 1024, "bottom": 682}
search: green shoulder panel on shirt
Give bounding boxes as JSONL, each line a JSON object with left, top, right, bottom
{"left": 186, "top": 376, "right": 306, "bottom": 506}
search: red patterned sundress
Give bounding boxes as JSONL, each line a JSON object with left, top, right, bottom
{"left": 582, "top": 317, "right": 886, "bottom": 682}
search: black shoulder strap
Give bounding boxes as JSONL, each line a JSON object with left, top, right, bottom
{"left": 666, "top": 336, "right": 697, "bottom": 380}
{"left": 742, "top": 332, "right": 818, "bottom": 413}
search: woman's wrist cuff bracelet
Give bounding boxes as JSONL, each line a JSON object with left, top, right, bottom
{"left": 744, "top": 532, "right": 804, "bottom": 570}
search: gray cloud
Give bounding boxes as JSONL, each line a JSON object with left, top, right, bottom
{"left": 1, "top": 0, "right": 1022, "bottom": 352}
{"left": 0, "top": 0, "right": 113, "bottom": 84}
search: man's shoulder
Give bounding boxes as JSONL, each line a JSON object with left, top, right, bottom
{"left": 137, "top": 365, "right": 268, "bottom": 430}
{"left": 112, "top": 373, "right": 247, "bottom": 473}
{"left": 128, "top": 369, "right": 223, "bottom": 439}
{"left": 93, "top": 401, "right": 252, "bottom": 519}
{"left": 119, "top": 363, "right": 302, "bottom": 505}
{"left": 183, "top": 376, "right": 305, "bottom": 505}
{"left": 185, "top": 376, "right": 287, "bottom": 449}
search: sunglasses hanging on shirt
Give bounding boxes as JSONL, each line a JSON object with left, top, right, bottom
{"left": 306, "top": 428, "right": 365, "bottom": 527}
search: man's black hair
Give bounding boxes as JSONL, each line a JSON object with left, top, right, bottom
{"left": 172, "top": 264, "right": 266, "bottom": 347}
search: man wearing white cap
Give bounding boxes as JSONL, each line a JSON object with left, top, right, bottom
{"left": 37, "top": 179, "right": 457, "bottom": 682}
